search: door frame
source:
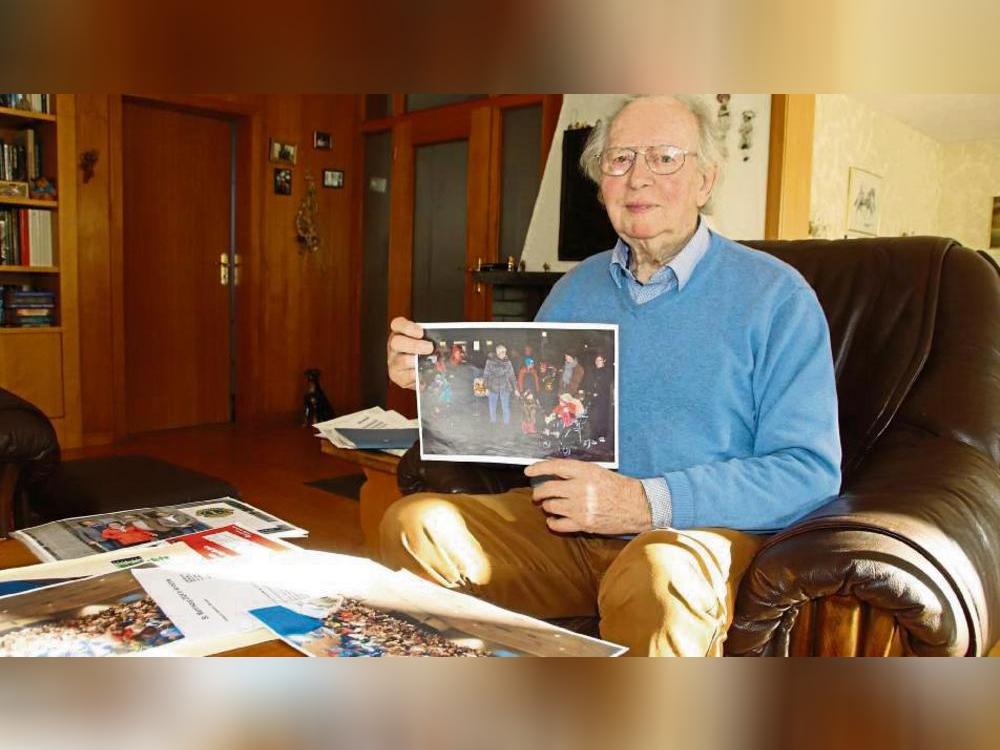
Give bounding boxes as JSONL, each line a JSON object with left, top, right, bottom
{"left": 370, "top": 95, "right": 561, "bottom": 414}
{"left": 109, "top": 95, "right": 266, "bottom": 438}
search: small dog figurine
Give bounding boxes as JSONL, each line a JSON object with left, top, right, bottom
{"left": 303, "top": 368, "right": 335, "bottom": 426}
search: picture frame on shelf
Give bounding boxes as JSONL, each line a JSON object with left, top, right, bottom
{"left": 845, "top": 167, "right": 882, "bottom": 236}
{"left": 0, "top": 181, "right": 29, "bottom": 199}
{"left": 322, "top": 169, "right": 344, "bottom": 189}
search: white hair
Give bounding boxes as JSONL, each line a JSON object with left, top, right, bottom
{"left": 579, "top": 95, "right": 726, "bottom": 214}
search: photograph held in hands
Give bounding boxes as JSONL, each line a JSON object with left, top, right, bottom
{"left": 415, "top": 322, "right": 618, "bottom": 467}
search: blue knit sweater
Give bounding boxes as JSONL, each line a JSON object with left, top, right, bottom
{"left": 535, "top": 232, "right": 842, "bottom": 532}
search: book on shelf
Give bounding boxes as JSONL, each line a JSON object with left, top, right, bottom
{"left": 0, "top": 94, "right": 51, "bottom": 113}
{"left": 0, "top": 207, "right": 53, "bottom": 266}
{"left": 0, "top": 286, "right": 56, "bottom": 327}
{"left": 0, "top": 129, "right": 42, "bottom": 183}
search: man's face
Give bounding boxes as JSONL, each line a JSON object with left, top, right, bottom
{"left": 600, "top": 97, "right": 716, "bottom": 248}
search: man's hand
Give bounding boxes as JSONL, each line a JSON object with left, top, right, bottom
{"left": 387, "top": 317, "right": 434, "bottom": 390}
{"left": 524, "top": 459, "right": 653, "bottom": 535}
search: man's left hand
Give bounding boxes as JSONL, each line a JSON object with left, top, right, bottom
{"left": 524, "top": 459, "right": 653, "bottom": 535}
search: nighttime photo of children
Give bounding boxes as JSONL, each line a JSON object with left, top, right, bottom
{"left": 415, "top": 323, "right": 617, "bottom": 466}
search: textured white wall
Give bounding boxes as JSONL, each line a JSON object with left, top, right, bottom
{"left": 519, "top": 94, "right": 772, "bottom": 272}
{"left": 810, "top": 95, "right": 945, "bottom": 240}
{"left": 938, "top": 138, "right": 1000, "bottom": 250}
{"left": 811, "top": 95, "right": 1000, "bottom": 250}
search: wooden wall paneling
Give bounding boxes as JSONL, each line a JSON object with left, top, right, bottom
{"left": 77, "top": 95, "right": 377, "bottom": 435}
{"left": 74, "top": 94, "right": 116, "bottom": 444}
{"left": 385, "top": 119, "right": 414, "bottom": 415}
{"left": 108, "top": 95, "right": 127, "bottom": 439}
{"left": 765, "top": 94, "right": 815, "bottom": 240}
{"left": 465, "top": 106, "right": 495, "bottom": 321}
{"left": 260, "top": 96, "right": 302, "bottom": 419}
{"left": 233, "top": 106, "right": 265, "bottom": 428}
{"left": 345, "top": 95, "right": 367, "bottom": 415}
{"left": 55, "top": 95, "right": 82, "bottom": 448}
{"left": 0, "top": 330, "right": 64, "bottom": 416}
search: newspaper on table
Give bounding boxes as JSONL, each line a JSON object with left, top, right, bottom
{"left": 0, "top": 545, "right": 626, "bottom": 657}
{"left": 0, "top": 524, "right": 301, "bottom": 657}
{"left": 314, "top": 407, "right": 418, "bottom": 457}
{"left": 11, "top": 497, "right": 307, "bottom": 563}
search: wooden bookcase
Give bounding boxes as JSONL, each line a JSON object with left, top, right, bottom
{"left": 0, "top": 95, "right": 81, "bottom": 448}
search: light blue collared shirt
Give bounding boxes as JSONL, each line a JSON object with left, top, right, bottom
{"left": 608, "top": 217, "right": 712, "bottom": 528}
{"left": 608, "top": 217, "right": 712, "bottom": 305}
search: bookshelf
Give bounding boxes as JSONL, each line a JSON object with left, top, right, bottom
{"left": 0, "top": 95, "right": 80, "bottom": 448}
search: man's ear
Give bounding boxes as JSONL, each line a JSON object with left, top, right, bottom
{"left": 697, "top": 165, "right": 718, "bottom": 208}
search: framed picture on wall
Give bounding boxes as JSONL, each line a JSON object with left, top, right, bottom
{"left": 990, "top": 196, "right": 1000, "bottom": 248}
{"left": 845, "top": 167, "right": 882, "bottom": 236}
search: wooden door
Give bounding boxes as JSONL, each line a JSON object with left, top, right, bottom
{"left": 122, "top": 101, "right": 233, "bottom": 433}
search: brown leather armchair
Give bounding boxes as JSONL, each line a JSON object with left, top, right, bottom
{"left": 397, "top": 237, "right": 1000, "bottom": 656}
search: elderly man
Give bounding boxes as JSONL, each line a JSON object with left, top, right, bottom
{"left": 384, "top": 95, "right": 841, "bottom": 656}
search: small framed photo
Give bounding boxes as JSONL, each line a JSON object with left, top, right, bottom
{"left": 273, "top": 168, "right": 292, "bottom": 195}
{"left": 313, "top": 131, "right": 332, "bottom": 150}
{"left": 845, "top": 166, "right": 882, "bottom": 236}
{"left": 269, "top": 139, "right": 297, "bottom": 164}
{"left": 0, "top": 180, "right": 29, "bottom": 199}
{"left": 322, "top": 169, "right": 344, "bottom": 189}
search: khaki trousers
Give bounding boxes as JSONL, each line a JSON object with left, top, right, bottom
{"left": 379, "top": 487, "right": 763, "bottom": 657}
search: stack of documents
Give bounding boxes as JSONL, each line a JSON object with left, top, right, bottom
{"left": 314, "top": 407, "right": 419, "bottom": 457}
{"left": 0, "top": 535, "right": 626, "bottom": 657}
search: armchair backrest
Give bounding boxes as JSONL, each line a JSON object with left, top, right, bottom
{"left": 744, "top": 237, "right": 1000, "bottom": 484}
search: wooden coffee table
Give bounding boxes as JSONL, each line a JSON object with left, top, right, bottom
{"left": 319, "top": 442, "right": 402, "bottom": 555}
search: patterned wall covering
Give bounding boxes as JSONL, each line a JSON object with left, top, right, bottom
{"left": 810, "top": 95, "right": 944, "bottom": 240}
{"left": 939, "top": 138, "right": 1000, "bottom": 250}
{"left": 811, "top": 94, "right": 1000, "bottom": 251}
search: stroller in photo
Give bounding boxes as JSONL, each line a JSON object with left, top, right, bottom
{"left": 540, "top": 395, "right": 595, "bottom": 456}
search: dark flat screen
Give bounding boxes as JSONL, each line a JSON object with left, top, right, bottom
{"left": 558, "top": 126, "right": 618, "bottom": 261}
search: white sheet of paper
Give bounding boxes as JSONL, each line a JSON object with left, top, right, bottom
{"left": 131, "top": 566, "right": 310, "bottom": 640}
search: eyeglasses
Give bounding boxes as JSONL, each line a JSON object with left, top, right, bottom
{"left": 597, "top": 145, "right": 693, "bottom": 176}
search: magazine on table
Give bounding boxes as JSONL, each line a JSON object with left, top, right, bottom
{"left": 0, "top": 524, "right": 300, "bottom": 598}
{"left": 11, "top": 497, "right": 307, "bottom": 562}
{"left": 415, "top": 322, "right": 619, "bottom": 468}
{"left": 0, "top": 525, "right": 301, "bottom": 657}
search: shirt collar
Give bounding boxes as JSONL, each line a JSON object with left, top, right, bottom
{"left": 609, "top": 217, "right": 711, "bottom": 291}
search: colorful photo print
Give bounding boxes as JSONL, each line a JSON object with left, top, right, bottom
{"left": 251, "top": 596, "right": 513, "bottom": 657}
{"left": 0, "top": 568, "right": 184, "bottom": 657}
{"left": 415, "top": 322, "right": 618, "bottom": 467}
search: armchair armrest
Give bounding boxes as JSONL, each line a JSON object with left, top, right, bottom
{"left": 727, "top": 429, "right": 1000, "bottom": 656}
{"left": 397, "top": 443, "right": 531, "bottom": 496}
{"left": 0, "top": 387, "right": 61, "bottom": 534}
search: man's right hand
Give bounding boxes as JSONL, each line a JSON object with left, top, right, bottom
{"left": 387, "top": 317, "right": 434, "bottom": 390}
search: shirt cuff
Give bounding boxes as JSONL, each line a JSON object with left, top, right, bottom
{"left": 639, "top": 477, "right": 673, "bottom": 529}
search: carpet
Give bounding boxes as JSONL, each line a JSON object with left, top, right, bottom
{"left": 305, "top": 474, "right": 366, "bottom": 501}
